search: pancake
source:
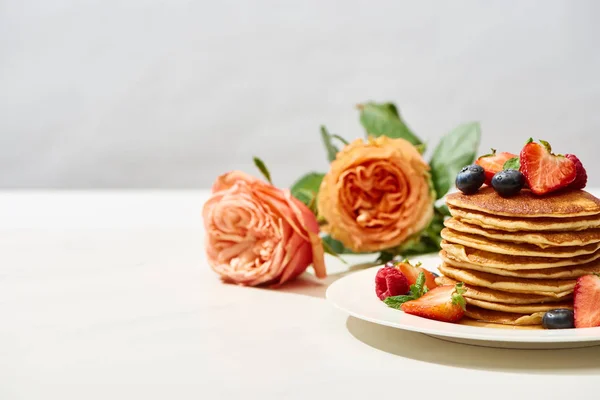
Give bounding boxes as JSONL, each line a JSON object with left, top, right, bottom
{"left": 465, "top": 298, "right": 572, "bottom": 314}
{"left": 444, "top": 217, "right": 600, "bottom": 248}
{"left": 440, "top": 229, "right": 600, "bottom": 258}
{"left": 448, "top": 206, "right": 600, "bottom": 232}
{"left": 446, "top": 186, "right": 600, "bottom": 218}
{"left": 437, "top": 264, "right": 575, "bottom": 297}
{"left": 459, "top": 317, "right": 543, "bottom": 330}
{"left": 441, "top": 243, "right": 600, "bottom": 270}
{"left": 435, "top": 275, "right": 570, "bottom": 304}
{"left": 464, "top": 305, "right": 545, "bottom": 326}
{"left": 441, "top": 252, "right": 600, "bottom": 279}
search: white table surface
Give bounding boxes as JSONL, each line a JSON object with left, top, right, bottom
{"left": 2, "top": 189, "right": 600, "bottom": 400}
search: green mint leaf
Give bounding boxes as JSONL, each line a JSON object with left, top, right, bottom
{"left": 358, "top": 102, "right": 422, "bottom": 145}
{"left": 320, "top": 125, "right": 339, "bottom": 162}
{"left": 415, "top": 271, "right": 426, "bottom": 292}
{"left": 384, "top": 294, "right": 415, "bottom": 309}
{"left": 429, "top": 122, "right": 481, "bottom": 199}
{"left": 503, "top": 157, "right": 520, "bottom": 170}
{"left": 253, "top": 157, "right": 272, "bottom": 184}
{"left": 331, "top": 134, "right": 350, "bottom": 146}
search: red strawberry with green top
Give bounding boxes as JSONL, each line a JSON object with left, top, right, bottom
{"left": 375, "top": 266, "right": 409, "bottom": 300}
{"left": 401, "top": 283, "right": 467, "bottom": 323}
{"left": 565, "top": 154, "right": 587, "bottom": 190}
{"left": 475, "top": 149, "right": 517, "bottom": 185}
{"left": 519, "top": 139, "right": 576, "bottom": 195}
{"left": 395, "top": 261, "right": 438, "bottom": 291}
{"left": 573, "top": 274, "right": 600, "bottom": 328}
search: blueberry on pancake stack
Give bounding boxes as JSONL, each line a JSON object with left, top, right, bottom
{"left": 437, "top": 186, "right": 600, "bottom": 328}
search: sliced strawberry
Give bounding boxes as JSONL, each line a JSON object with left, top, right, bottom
{"left": 475, "top": 149, "right": 517, "bottom": 185}
{"left": 573, "top": 274, "right": 600, "bottom": 328}
{"left": 519, "top": 139, "right": 576, "bottom": 195}
{"left": 395, "top": 261, "right": 438, "bottom": 290}
{"left": 565, "top": 154, "right": 587, "bottom": 190}
{"left": 401, "top": 283, "right": 467, "bottom": 323}
{"left": 375, "top": 267, "right": 409, "bottom": 300}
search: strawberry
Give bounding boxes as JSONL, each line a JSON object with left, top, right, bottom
{"left": 573, "top": 274, "right": 600, "bottom": 328}
{"left": 375, "top": 267, "right": 409, "bottom": 300}
{"left": 519, "top": 139, "right": 576, "bottom": 195}
{"left": 401, "top": 283, "right": 467, "bottom": 323}
{"left": 395, "top": 261, "right": 438, "bottom": 290}
{"left": 565, "top": 154, "right": 587, "bottom": 190}
{"left": 475, "top": 149, "right": 517, "bottom": 185}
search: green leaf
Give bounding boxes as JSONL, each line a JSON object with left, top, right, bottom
{"left": 321, "top": 234, "right": 356, "bottom": 255}
{"left": 290, "top": 172, "right": 324, "bottom": 209}
{"left": 322, "top": 239, "right": 348, "bottom": 265}
{"left": 331, "top": 134, "right": 350, "bottom": 146}
{"left": 253, "top": 156, "right": 272, "bottom": 184}
{"left": 415, "top": 143, "right": 427, "bottom": 154}
{"left": 503, "top": 157, "right": 520, "bottom": 170}
{"left": 451, "top": 282, "right": 467, "bottom": 310}
{"left": 358, "top": 102, "right": 422, "bottom": 145}
{"left": 383, "top": 295, "right": 414, "bottom": 309}
{"left": 320, "top": 125, "right": 339, "bottom": 162}
{"left": 429, "top": 122, "right": 481, "bottom": 199}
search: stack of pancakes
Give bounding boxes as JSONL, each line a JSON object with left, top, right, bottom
{"left": 437, "top": 186, "right": 600, "bottom": 329}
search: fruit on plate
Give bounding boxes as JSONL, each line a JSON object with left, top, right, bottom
{"left": 475, "top": 149, "right": 517, "bottom": 185}
{"left": 375, "top": 266, "right": 409, "bottom": 300}
{"left": 394, "top": 260, "right": 438, "bottom": 290}
{"left": 565, "top": 154, "right": 588, "bottom": 190}
{"left": 401, "top": 283, "right": 467, "bottom": 323}
{"left": 542, "top": 309, "right": 575, "bottom": 329}
{"left": 491, "top": 169, "right": 525, "bottom": 198}
{"left": 519, "top": 139, "right": 576, "bottom": 195}
{"left": 573, "top": 274, "right": 600, "bottom": 328}
{"left": 455, "top": 164, "right": 485, "bottom": 195}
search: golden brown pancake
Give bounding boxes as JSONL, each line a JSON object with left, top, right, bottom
{"left": 435, "top": 275, "right": 571, "bottom": 304}
{"left": 437, "top": 263, "right": 575, "bottom": 297}
{"left": 464, "top": 306, "right": 545, "bottom": 326}
{"left": 441, "top": 243, "right": 600, "bottom": 270}
{"left": 441, "top": 252, "right": 600, "bottom": 279}
{"left": 448, "top": 206, "right": 600, "bottom": 232}
{"left": 444, "top": 217, "right": 600, "bottom": 247}
{"left": 446, "top": 186, "right": 600, "bottom": 218}
{"left": 465, "top": 298, "right": 572, "bottom": 314}
{"left": 441, "top": 229, "right": 600, "bottom": 258}
{"left": 459, "top": 317, "right": 543, "bottom": 330}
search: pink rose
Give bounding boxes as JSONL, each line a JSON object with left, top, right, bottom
{"left": 203, "top": 171, "right": 327, "bottom": 286}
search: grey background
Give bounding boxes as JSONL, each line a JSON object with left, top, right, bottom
{"left": 1, "top": 0, "right": 599, "bottom": 189}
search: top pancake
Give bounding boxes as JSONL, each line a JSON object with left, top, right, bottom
{"left": 446, "top": 186, "right": 600, "bottom": 218}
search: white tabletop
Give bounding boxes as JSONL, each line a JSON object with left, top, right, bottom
{"left": 2, "top": 190, "right": 600, "bottom": 400}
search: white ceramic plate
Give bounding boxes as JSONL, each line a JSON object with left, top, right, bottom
{"left": 326, "top": 254, "right": 600, "bottom": 349}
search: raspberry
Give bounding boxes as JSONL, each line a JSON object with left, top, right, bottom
{"left": 375, "top": 267, "right": 409, "bottom": 300}
{"left": 565, "top": 154, "right": 587, "bottom": 190}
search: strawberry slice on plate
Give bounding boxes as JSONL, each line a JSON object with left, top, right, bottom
{"left": 475, "top": 149, "right": 517, "bottom": 185}
{"left": 519, "top": 139, "right": 576, "bottom": 195}
{"left": 401, "top": 283, "right": 467, "bottom": 323}
{"left": 395, "top": 261, "right": 438, "bottom": 291}
{"left": 574, "top": 274, "right": 600, "bottom": 328}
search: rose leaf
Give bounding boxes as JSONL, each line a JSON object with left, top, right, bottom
{"left": 357, "top": 102, "right": 422, "bottom": 146}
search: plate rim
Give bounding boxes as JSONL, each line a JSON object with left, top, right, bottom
{"left": 325, "top": 262, "right": 600, "bottom": 344}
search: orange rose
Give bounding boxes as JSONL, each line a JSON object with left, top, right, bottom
{"left": 203, "top": 171, "right": 326, "bottom": 286}
{"left": 317, "top": 136, "right": 434, "bottom": 253}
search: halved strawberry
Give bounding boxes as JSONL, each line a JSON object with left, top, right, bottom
{"left": 519, "top": 139, "right": 576, "bottom": 195}
{"left": 573, "top": 274, "right": 600, "bottom": 328}
{"left": 565, "top": 154, "right": 588, "bottom": 190}
{"left": 395, "top": 261, "right": 438, "bottom": 290}
{"left": 475, "top": 149, "right": 517, "bottom": 185}
{"left": 401, "top": 283, "right": 467, "bottom": 323}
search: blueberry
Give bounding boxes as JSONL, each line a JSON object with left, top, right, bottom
{"left": 455, "top": 165, "right": 485, "bottom": 194}
{"left": 431, "top": 271, "right": 439, "bottom": 278}
{"left": 542, "top": 309, "right": 575, "bottom": 329}
{"left": 491, "top": 169, "right": 525, "bottom": 197}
